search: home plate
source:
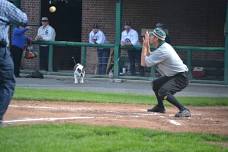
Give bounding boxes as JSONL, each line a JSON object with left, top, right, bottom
{"left": 168, "top": 120, "right": 181, "bottom": 126}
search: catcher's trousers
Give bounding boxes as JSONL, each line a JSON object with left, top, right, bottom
{"left": 152, "top": 72, "right": 189, "bottom": 99}
{"left": 0, "top": 47, "right": 16, "bottom": 121}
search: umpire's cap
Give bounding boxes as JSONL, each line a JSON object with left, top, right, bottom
{"left": 150, "top": 28, "right": 166, "bottom": 41}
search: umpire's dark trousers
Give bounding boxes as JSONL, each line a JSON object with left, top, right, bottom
{"left": 0, "top": 47, "right": 16, "bottom": 121}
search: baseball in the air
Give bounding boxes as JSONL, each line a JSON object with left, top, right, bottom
{"left": 49, "top": 6, "right": 56, "bottom": 13}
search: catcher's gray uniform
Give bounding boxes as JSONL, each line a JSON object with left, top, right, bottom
{"left": 145, "top": 40, "right": 190, "bottom": 117}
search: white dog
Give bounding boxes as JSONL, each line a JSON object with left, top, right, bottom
{"left": 74, "top": 63, "right": 85, "bottom": 84}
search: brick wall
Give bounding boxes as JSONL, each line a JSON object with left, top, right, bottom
{"left": 21, "top": 0, "right": 226, "bottom": 71}
{"left": 81, "top": 0, "right": 226, "bottom": 73}
{"left": 82, "top": 0, "right": 226, "bottom": 46}
{"left": 81, "top": 0, "right": 116, "bottom": 73}
{"left": 20, "top": 0, "right": 41, "bottom": 70}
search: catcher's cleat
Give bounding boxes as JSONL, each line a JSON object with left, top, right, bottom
{"left": 175, "top": 109, "right": 191, "bottom": 117}
{"left": 147, "top": 105, "right": 165, "bottom": 113}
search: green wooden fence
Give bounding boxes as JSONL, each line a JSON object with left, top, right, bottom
{"left": 33, "top": 40, "right": 226, "bottom": 85}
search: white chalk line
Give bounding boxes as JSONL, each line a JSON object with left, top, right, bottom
{"left": 10, "top": 105, "right": 91, "bottom": 111}
{"left": 4, "top": 116, "right": 182, "bottom": 127}
{"left": 9, "top": 104, "right": 183, "bottom": 126}
{"left": 3, "top": 116, "right": 94, "bottom": 124}
{"left": 10, "top": 105, "right": 162, "bottom": 117}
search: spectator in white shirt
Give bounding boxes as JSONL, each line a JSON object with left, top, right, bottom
{"left": 89, "top": 24, "right": 110, "bottom": 75}
{"left": 121, "top": 22, "right": 141, "bottom": 75}
{"left": 35, "top": 17, "right": 56, "bottom": 71}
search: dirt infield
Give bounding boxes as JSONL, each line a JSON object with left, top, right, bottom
{"left": 4, "top": 100, "right": 228, "bottom": 135}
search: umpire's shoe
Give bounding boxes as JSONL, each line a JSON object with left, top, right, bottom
{"left": 175, "top": 109, "right": 191, "bottom": 117}
{"left": 147, "top": 105, "right": 165, "bottom": 113}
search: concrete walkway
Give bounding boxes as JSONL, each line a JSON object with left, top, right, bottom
{"left": 16, "top": 76, "right": 228, "bottom": 97}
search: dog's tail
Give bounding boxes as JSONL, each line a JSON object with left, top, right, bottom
{"left": 72, "top": 57, "right": 87, "bottom": 69}
{"left": 72, "top": 57, "right": 77, "bottom": 65}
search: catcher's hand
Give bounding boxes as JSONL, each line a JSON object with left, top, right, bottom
{"left": 24, "top": 51, "right": 38, "bottom": 59}
{"left": 141, "top": 31, "right": 151, "bottom": 67}
{"left": 142, "top": 31, "right": 151, "bottom": 56}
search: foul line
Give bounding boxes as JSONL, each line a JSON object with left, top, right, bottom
{"left": 9, "top": 105, "right": 91, "bottom": 111}
{"left": 3, "top": 116, "right": 94, "bottom": 124}
{"left": 9, "top": 104, "right": 183, "bottom": 126}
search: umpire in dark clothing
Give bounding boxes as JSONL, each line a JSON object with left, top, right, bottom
{"left": 0, "top": 0, "right": 28, "bottom": 125}
{"left": 11, "top": 26, "right": 29, "bottom": 77}
{"left": 141, "top": 27, "right": 191, "bottom": 117}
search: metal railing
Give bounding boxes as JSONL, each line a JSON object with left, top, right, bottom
{"left": 32, "top": 40, "right": 226, "bottom": 85}
{"left": 174, "top": 46, "right": 225, "bottom": 84}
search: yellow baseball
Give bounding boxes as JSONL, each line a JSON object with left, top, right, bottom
{"left": 49, "top": 6, "right": 56, "bottom": 13}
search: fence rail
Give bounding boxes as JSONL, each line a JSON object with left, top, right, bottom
{"left": 32, "top": 40, "right": 226, "bottom": 85}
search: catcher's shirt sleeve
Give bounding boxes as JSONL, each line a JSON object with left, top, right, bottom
{"left": 145, "top": 49, "right": 168, "bottom": 67}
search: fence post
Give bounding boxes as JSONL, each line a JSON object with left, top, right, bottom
{"left": 187, "top": 50, "right": 192, "bottom": 80}
{"left": 48, "top": 45, "right": 53, "bottom": 72}
{"left": 81, "top": 46, "right": 87, "bottom": 66}
{"left": 113, "top": 0, "right": 122, "bottom": 78}
{"left": 224, "top": 1, "right": 228, "bottom": 85}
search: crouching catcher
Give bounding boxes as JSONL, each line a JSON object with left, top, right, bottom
{"left": 141, "top": 27, "right": 191, "bottom": 117}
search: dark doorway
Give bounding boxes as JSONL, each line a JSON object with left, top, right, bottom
{"left": 41, "top": 0, "right": 82, "bottom": 70}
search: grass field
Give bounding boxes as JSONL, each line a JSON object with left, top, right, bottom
{"left": 1, "top": 87, "right": 227, "bottom": 152}
{"left": 14, "top": 87, "right": 228, "bottom": 106}
{"left": 0, "top": 124, "right": 228, "bottom": 152}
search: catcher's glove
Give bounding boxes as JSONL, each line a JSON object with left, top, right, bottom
{"left": 24, "top": 51, "right": 38, "bottom": 59}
